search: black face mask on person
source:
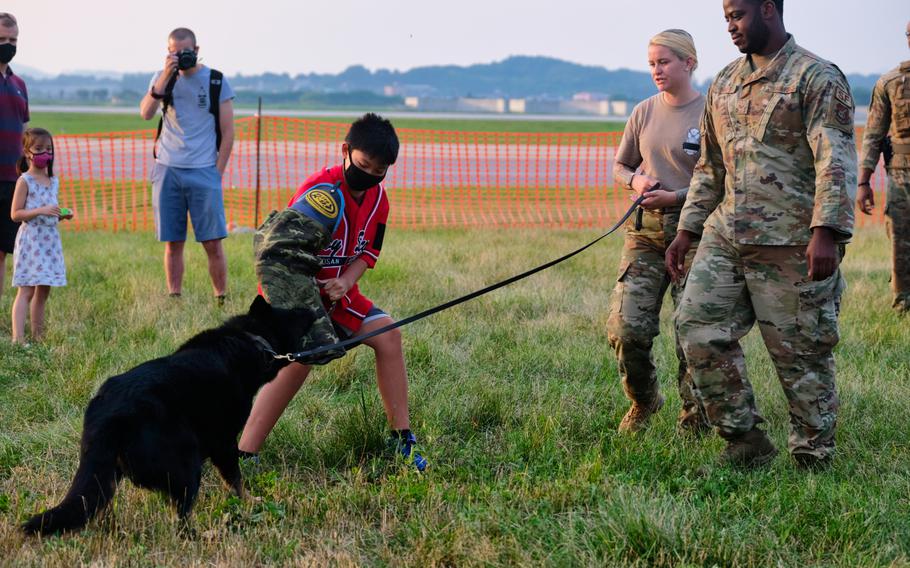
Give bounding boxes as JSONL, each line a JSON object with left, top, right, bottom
{"left": 343, "top": 150, "right": 385, "bottom": 191}
{"left": 0, "top": 43, "right": 16, "bottom": 64}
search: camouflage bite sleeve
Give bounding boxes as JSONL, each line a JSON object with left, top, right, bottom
{"left": 254, "top": 209, "right": 345, "bottom": 364}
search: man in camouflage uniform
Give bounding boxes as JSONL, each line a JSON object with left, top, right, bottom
{"left": 665, "top": 0, "right": 856, "bottom": 469}
{"left": 254, "top": 183, "right": 346, "bottom": 364}
{"left": 857, "top": 20, "right": 910, "bottom": 313}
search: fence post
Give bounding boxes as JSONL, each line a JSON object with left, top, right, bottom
{"left": 254, "top": 96, "right": 262, "bottom": 229}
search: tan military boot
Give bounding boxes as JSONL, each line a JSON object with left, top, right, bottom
{"left": 720, "top": 428, "right": 778, "bottom": 469}
{"left": 618, "top": 394, "right": 664, "bottom": 433}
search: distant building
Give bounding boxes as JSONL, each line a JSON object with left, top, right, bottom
{"left": 610, "top": 100, "right": 630, "bottom": 116}
{"left": 572, "top": 91, "right": 610, "bottom": 102}
{"left": 508, "top": 99, "right": 526, "bottom": 113}
{"left": 404, "top": 97, "right": 507, "bottom": 113}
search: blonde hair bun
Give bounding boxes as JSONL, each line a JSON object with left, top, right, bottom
{"left": 649, "top": 29, "right": 698, "bottom": 72}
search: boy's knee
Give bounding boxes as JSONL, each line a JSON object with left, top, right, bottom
{"left": 372, "top": 325, "right": 402, "bottom": 352}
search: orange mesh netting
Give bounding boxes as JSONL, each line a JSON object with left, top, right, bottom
{"left": 53, "top": 117, "right": 886, "bottom": 232}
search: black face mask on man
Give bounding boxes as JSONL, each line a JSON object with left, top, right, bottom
{"left": 343, "top": 151, "right": 385, "bottom": 192}
{"left": 0, "top": 43, "right": 16, "bottom": 64}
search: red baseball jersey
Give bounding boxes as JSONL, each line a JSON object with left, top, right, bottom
{"left": 288, "top": 164, "right": 389, "bottom": 332}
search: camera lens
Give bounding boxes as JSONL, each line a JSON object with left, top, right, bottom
{"left": 177, "top": 49, "right": 197, "bottom": 71}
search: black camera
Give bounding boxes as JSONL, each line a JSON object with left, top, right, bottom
{"left": 176, "top": 48, "right": 197, "bottom": 71}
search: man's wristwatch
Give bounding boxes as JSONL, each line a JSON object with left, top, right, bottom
{"left": 149, "top": 89, "right": 166, "bottom": 100}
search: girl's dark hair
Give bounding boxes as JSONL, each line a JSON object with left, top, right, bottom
{"left": 18, "top": 127, "right": 55, "bottom": 177}
{"left": 344, "top": 113, "right": 399, "bottom": 166}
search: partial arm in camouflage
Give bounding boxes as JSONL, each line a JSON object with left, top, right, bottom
{"left": 678, "top": 85, "right": 725, "bottom": 236}
{"left": 860, "top": 76, "right": 892, "bottom": 172}
{"left": 805, "top": 68, "right": 857, "bottom": 240}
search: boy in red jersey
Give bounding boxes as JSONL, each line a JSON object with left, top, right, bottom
{"left": 240, "top": 113, "right": 426, "bottom": 470}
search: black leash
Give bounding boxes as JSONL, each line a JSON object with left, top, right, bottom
{"left": 275, "top": 194, "right": 647, "bottom": 363}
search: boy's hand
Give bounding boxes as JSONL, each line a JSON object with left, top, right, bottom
{"left": 317, "top": 276, "right": 353, "bottom": 302}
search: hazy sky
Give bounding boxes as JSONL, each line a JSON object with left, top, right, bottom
{"left": 7, "top": 0, "right": 909, "bottom": 81}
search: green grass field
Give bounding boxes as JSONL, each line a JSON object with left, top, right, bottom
{"left": 1, "top": 227, "right": 908, "bottom": 566}
{"left": 29, "top": 111, "right": 625, "bottom": 136}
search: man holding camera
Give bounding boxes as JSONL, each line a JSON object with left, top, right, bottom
{"left": 140, "top": 27, "right": 235, "bottom": 302}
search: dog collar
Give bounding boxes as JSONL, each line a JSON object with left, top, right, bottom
{"left": 244, "top": 332, "right": 278, "bottom": 362}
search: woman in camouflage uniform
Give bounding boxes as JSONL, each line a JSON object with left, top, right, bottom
{"left": 608, "top": 29, "right": 709, "bottom": 434}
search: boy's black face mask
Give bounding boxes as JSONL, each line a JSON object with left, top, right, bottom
{"left": 344, "top": 151, "right": 385, "bottom": 192}
{"left": 0, "top": 43, "right": 16, "bottom": 64}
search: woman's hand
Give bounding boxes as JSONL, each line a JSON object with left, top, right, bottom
{"left": 639, "top": 190, "right": 679, "bottom": 210}
{"left": 630, "top": 173, "right": 660, "bottom": 197}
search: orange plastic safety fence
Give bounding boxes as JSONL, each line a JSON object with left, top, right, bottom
{"left": 53, "top": 117, "right": 886, "bottom": 232}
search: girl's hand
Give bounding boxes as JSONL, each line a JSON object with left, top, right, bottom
{"left": 42, "top": 205, "right": 61, "bottom": 217}
{"left": 317, "top": 276, "right": 353, "bottom": 302}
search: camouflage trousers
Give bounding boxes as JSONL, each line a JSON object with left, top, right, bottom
{"left": 255, "top": 209, "right": 343, "bottom": 363}
{"left": 885, "top": 168, "right": 910, "bottom": 312}
{"left": 607, "top": 208, "right": 706, "bottom": 426}
{"left": 676, "top": 228, "right": 844, "bottom": 459}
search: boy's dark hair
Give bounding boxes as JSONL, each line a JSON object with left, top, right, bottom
{"left": 749, "top": 0, "right": 783, "bottom": 17}
{"left": 19, "top": 127, "right": 54, "bottom": 177}
{"left": 344, "top": 113, "right": 399, "bottom": 165}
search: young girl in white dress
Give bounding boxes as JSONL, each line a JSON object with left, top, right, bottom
{"left": 10, "top": 127, "right": 73, "bottom": 344}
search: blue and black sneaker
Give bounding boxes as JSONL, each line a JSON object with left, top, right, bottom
{"left": 238, "top": 450, "right": 260, "bottom": 466}
{"left": 388, "top": 430, "right": 428, "bottom": 472}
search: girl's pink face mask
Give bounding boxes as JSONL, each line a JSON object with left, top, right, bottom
{"left": 31, "top": 151, "right": 53, "bottom": 169}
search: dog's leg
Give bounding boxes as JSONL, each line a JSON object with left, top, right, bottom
{"left": 168, "top": 462, "right": 202, "bottom": 520}
{"left": 211, "top": 448, "right": 245, "bottom": 498}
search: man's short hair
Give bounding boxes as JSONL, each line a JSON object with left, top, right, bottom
{"left": 749, "top": 0, "right": 783, "bottom": 17}
{"left": 0, "top": 12, "right": 18, "bottom": 28}
{"left": 168, "top": 27, "right": 196, "bottom": 46}
{"left": 345, "top": 113, "right": 400, "bottom": 166}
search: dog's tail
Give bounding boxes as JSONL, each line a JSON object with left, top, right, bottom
{"left": 22, "top": 439, "right": 120, "bottom": 536}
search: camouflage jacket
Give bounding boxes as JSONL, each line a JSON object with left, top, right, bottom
{"left": 679, "top": 36, "right": 857, "bottom": 245}
{"left": 860, "top": 61, "right": 910, "bottom": 171}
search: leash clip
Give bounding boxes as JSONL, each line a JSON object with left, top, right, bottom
{"left": 271, "top": 352, "right": 298, "bottom": 362}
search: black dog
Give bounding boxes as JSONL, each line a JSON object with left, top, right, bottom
{"left": 22, "top": 296, "right": 313, "bottom": 536}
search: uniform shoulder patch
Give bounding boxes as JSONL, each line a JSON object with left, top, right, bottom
{"left": 824, "top": 81, "right": 854, "bottom": 133}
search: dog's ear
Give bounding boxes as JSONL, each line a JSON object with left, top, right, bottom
{"left": 249, "top": 295, "right": 272, "bottom": 319}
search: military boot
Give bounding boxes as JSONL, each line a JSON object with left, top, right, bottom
{"left": 676, "top": 406, "right": 711, "bottom": 437}
{"left": 792, "top": 453, "right": 832, "bottom": 471}
{"left": 617, "top": 394, "right": 664, "bottom": 433}
{"left": 720, "top": 428, "right": 778, "bottom": 469}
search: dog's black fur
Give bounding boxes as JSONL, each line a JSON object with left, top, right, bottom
{"left": 22, "top": 296, "right": 314, "bottom": 536}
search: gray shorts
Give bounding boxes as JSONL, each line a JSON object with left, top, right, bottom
{"left": 332, "top": 305, "right": 389, "bottom": 339}
{"left": 151, "top": 163, "right": 227, "bottom": 242}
